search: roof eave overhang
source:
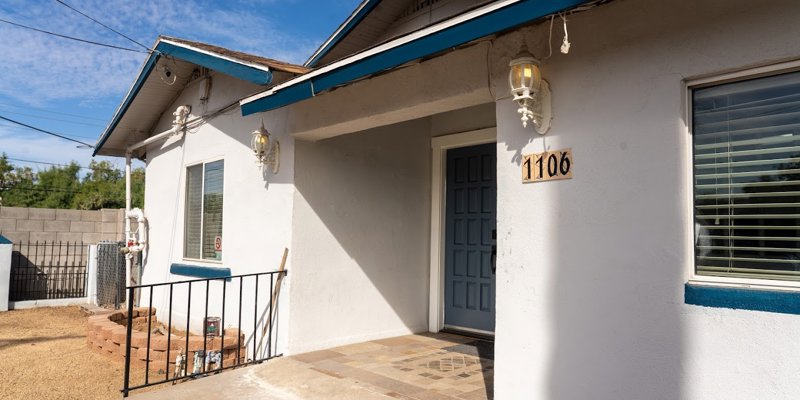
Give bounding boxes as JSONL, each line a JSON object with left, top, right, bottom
{"left": 304, "top": 0, "right": 381, "bottom": 68}
{"left": 93, "top": 39, "right": 274, "bottom": 156}
{"left": 241, "top": 0, "right": 588, "bottom": 117}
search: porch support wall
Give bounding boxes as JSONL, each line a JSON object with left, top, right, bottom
{"left": 288, "top": 118, "right": 432, "bottom": 354}
{"left": 492, "top": 0, "right": 800, "bottom": 398}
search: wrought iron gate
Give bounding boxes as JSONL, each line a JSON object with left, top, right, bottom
{"left": 9, "top": 241, "right": 88, "bottom": 301}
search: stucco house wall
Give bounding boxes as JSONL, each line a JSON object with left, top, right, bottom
{"left": 141, "top": 72, "right": 295, "bottom": 348}
{"left": 492, "top": 0, "right": 800, "bottom": 398}
{"left": 127, "top": 0, "right": 800, "bottom": 397}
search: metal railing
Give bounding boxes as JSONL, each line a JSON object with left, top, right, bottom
{"left": 122, "top": 270, "right": 287, "bottom": 397}
{"left": 10, "top": 241, "right": 88, "bottom": 301}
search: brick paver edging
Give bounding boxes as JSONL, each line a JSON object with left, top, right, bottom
{"left": 86, "top": 308, "right": 246, "bottom": 371}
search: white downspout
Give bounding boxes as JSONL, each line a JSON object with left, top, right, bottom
{"left": 124, "top": 151, "right": 132, "bottom": 290}
{"left": 123, "top": 105, "right": 191, "bottom": 291}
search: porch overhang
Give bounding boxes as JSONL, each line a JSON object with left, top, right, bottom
{"left": 240, "top": 0, "right": 589, "bottom": 116}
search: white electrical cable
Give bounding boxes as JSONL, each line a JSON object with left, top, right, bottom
{"left": 560, "top": 13, "right": 571, "bottom": 54}
{"left": 544, "top": 14, "right": 555, "bottom": 60}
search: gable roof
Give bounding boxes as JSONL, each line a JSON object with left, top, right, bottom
{"left": 304, "top": 0, "right": 382, "bottom": 67}
{"left": 165, "top": 36, "right": 310, "bottom": 75}
{"left": 306, "top": 0, "right": 508, "bottom": 68}
{"left": 93, "top": 36, "right": 309, "bottom": 156}
{"left": 243, "top": 0, "right": 590, "bottom": 115}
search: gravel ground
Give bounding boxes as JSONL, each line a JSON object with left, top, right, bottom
{"left": 0, "top": 306, "right": 146, "bottom": 400}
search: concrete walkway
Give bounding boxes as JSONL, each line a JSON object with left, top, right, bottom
{"left": 130, "top": 333, "right": 493, "bottom": 400}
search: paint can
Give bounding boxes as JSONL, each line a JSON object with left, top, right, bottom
{"left": 205, "top": 317, "right": 221, "bottom": 337}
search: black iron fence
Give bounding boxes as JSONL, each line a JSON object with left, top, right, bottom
{"left": 122, "top": 270, "right": 287, "bottom": 397}
{"left": 10, "top": 241, "right": 88, "bottom": 301}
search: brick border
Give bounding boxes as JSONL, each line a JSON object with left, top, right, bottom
{"left": 86, "top": 307, "right": 246, "bottom": 371}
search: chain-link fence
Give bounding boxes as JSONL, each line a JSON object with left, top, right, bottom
{"left": 96, "top": 241, "right": 126, "bottom": 309}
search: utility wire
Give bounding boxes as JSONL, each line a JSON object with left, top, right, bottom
{"left": 0, "top": 115, "right": 94, "bottom": 148}
{"left": 54, "top": 0, "right": 153, "bottom": 52}
{"left": 0, "top": 121, "right": 97, "bottom": 141}
{"left": 3, "top": 157, "right": 118, "bottom": 171}
{"left": 0, "top": 102, "right": 107, "bottom": 121}
{"left": 0, "top": 109, "right": 104, "bottom": 128}
{"left": 0, "top": 17, "right": 148, "bottom": 53}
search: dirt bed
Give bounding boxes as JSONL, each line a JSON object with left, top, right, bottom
{"left": 0, "top": 306, "right": 146, "bottom": 400}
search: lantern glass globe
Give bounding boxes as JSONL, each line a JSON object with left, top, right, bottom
{"left": 509, "top": 56, "right": 542, "bottom": 98}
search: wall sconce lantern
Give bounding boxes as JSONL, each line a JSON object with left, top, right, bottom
{"left": 509, "top": 44, "right": 552, "bottom": 134}
{"left": 251, "top": 121, "right": 280, "bottom": 174}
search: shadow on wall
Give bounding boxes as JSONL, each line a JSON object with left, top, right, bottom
{"left": 290, "top": 118, "right": 434, "bottom": 338}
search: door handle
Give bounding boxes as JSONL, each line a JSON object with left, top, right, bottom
{"left": 491, "top": 244, "right": 497, "bottom": 274}
{"left": 491, "top": 229, "right": 497, "bottom": 274}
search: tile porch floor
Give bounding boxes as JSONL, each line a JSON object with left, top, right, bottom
{"left": 130, "top": 332, "right": 493, "bottom": 400}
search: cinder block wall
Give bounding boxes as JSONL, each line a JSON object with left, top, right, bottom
{"left": 0, "top": 207, "right": 137, "bottom": 244}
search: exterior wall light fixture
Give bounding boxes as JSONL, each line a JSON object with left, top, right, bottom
{"left": 509, "top": 44, "right": 552, "bottom": 134}
{"left": 251, "top": 121, "right": 280, "bottom": 174}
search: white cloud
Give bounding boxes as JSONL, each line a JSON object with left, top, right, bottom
{"left": 0, "top": 0, "right": 321, "bottom": 105}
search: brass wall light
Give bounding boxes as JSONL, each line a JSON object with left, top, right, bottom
{"left": 509, "top": 44, "right": 552, "bottom": 134}
{"left": 251, "top": 121, "right": 280, "bottom": 174}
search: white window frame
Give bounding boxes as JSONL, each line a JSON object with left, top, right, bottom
{"left": 685, "top": 59, "right": 800, "bottom": 292}
{"left": 183, "top": 157, "right": 225, "bottom": 264}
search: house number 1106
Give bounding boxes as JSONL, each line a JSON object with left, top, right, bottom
{"left": 522, "top": 149, "right": 573, "bottom": 183}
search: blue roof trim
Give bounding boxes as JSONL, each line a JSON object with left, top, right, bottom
{"left": 0, "top": 235, "right": 11, "bottom": 245}
{"left": 242, "top": 0, "right": 587, "bottom": 116}
{"left": 685, "top": 283, "right": 800, "bottom": 315}
{"left": 305, "top": 0, "right": 381, "bottom": 68}
{"left": 93, "top": 40, "right": 273, "bottom": 156}
{"left": 170, "top": 263, "right": 232, "bottom": 281}
{"left": 158, "top": 42, "right": 273, "bottom": 86}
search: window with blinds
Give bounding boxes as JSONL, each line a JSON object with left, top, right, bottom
{"left": 184, "top": 160, "right": 224, "bottom": 261}
{"left": 693, "top": 71, "right": 800, "bottom": 282}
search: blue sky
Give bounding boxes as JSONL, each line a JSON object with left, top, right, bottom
{"left": 0, "top": 0, "right": 360, "bottom": 172}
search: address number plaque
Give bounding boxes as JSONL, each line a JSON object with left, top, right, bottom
{"left": 522, "top": 149, "right": 573, "bottom": 183}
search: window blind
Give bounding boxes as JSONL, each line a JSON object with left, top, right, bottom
{"left": 184, "top": 164, "right": 203, "bottom": 259}
{"left": 693, "top": 71, "right": 800, "bottom": 281}
{"left": 202, "top": 160, "right": 224, "bottom": 260}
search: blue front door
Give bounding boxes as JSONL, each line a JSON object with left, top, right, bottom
{"left": 444, "top": 143, "right": 496, "bottom": 333}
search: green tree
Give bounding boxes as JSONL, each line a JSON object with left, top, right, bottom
{"left": 130, "top": 167, "right": 145, "bottom": 209}
{"left": 0, "top": 155, "right": 145, "bottom": 210}
{"left": 0, "top": 154, "right": 13, "bottom": 188}
{"left": 0, "top": 153, "right": 42, "bottom": 207}
{"left": 73, "top": 160, "right": 124, "bottom": 210}
{"left": 35, "top": 162, "right": 81, "bottom": 208}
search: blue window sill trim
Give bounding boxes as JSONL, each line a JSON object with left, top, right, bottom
{"left": 170, "top": 263, "right": 231, "bottom": 281}
{"left": 685, "top": 283, "right": 800, "bottom": 315}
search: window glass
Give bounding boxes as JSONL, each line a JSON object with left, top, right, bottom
{"left": 183, "top": 160, "right": 223, "bottom": 260}
{"left": 693, "top": 71, "right": 800, "bottom": 281}
{"left": 202, "top": 160, "right": 224, "bottom": 261}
